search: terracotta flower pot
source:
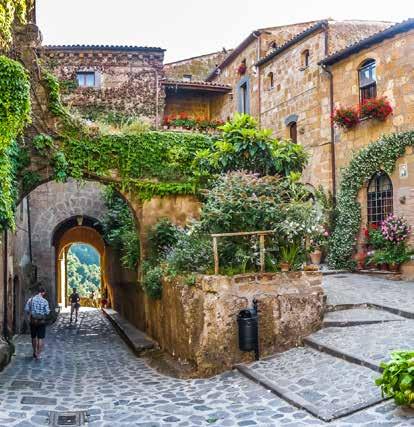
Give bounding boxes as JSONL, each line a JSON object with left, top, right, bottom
{"left": 310, "top": 249, "right": 322, "bottom": 265}
{"left": 388, "top": 263, "right": 400, "bottom": 273}
{"left": 380, "top": 263, "right": 389, "bottom": 271}
{"left": 280, "top": 262, "right": 290, "bottom": 272}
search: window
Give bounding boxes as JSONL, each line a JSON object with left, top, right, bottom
{"left": 240, "top": 82, "right": 248, "bottom": 113}
{"left": 183, "top": 74, "right": 192, "bottom": 82}
{"left": 301, "top": 50, "right": 310, "bottom": 68}
{"left": 359, "top": 59, "right": 377, "bottom": 103}
{"left": 268, "top": 72, "right": 274, "bottom": 90}
{"left": 289, "top": 121, "right": 297, "bottom": 143}
{"left": 367, "top": 171, "right": 393, "bottom": 225}
{"left": 77, "top": 72, "right": 95, "bottom": 88}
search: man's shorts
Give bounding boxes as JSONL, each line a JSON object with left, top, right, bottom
{"left": 30, "top": 323, "right": 46, "bottom": 339}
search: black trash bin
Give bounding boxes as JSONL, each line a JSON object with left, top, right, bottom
{"left": 237, "top": 308, "right": 258, "bottom": 352}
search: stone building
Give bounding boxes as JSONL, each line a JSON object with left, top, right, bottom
{"left": 41, "top": 44, "right": 165, "bottom": 126}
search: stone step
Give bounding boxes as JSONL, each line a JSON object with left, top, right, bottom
{"left": 305, "top": 320, "right": 414, "bottom": 372}
{"left": 235, "top": 347, "right": 384, "bottom": 422}
{"left": 323, "top": 308, "right": 405, "bottom": 327}
{"left": 102, "top": 308, "right": 155, "bottom": 355}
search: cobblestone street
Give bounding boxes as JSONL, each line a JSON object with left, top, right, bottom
{"left": 1, "top": 274, "right": 414, "bottom": 426}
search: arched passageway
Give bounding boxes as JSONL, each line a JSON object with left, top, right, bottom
{"left": 53, "top": 218, "right": 106, "bottom": 309}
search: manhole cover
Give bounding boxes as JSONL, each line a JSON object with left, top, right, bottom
{"left": 49, "top": 412, "right": 87, "bottom": 426}
{"left": 21, "top": 396, "right": 57, "bottom": 405}
{"left": 11, "top": 380, "right": 41, "bottom": 389}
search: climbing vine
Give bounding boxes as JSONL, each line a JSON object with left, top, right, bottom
{"left": 328, "top": 131, "right": 414, "bottom": 269}
{"left": 0, "top": 0, "right": 29, "bottom": 49}
{"left": 0, "top": 55, "right": 31, "bottom": 229}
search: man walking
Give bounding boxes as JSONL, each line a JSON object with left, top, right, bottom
{"left": 24, "top": 286, "right": 50, "bottom": 360}
{"left": 69, "top": 288, "right": 80, "bottom": 323}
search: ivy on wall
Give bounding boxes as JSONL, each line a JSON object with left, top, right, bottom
{"left": 0, "top": 55, "right": 31, "bottom": 230}
{"left": 328, "top": 131, "right": 414, "bottom": 269}
{"left": 33, "top": 71, "right": 214, "bottom": 200}
{"left": 0, "top": 0, "right": 29, "bottom": 49}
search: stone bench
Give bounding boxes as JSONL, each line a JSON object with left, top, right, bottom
{"left": 102, "top": 308, "right": 155, "bottom": 355}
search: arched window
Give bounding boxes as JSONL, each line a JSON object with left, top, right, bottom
{"left": 289, "top": 121, "right": 298, "bottom": 144}
{"left": 268, "top": 72, "right": 274, "bottom": 90}
{"left": 367, "top": 171, "right": 393, "bottom": 225}
{"left": 359, "top": 59, "right": 377, "bottom": 103}
{"left": 302, "top": 49, "right": 310, "bottom": 68}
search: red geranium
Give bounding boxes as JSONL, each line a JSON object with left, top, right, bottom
{"left": 332, "top": 106, "right": 360, "bottom": 129}
{"left": 360, "top": 97, "right": 393, "bottom": 121}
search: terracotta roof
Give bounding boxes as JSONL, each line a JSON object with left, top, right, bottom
{"left": 256, "top": 20, "right": 328, "bottom": 67}
{"left": 319, "top": 19, "right": 413, "bottom": 66}
{"left": 206, "top": 31, "right": 261, "bottom": 81}
{"left": 162, "top": 79, "right": 231, "bottom": 93}
{"left": 43, "top": 44, "right": 165, "bottom": 52}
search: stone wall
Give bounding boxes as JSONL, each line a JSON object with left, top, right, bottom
{"left": 329, "top": 29, "right": 414, "bottom": 275}
{"left": 110, "top": 271, "right": 324, "bottom": 377}
{"left": 164, "top": 50, "right": 230, "bottom": 81}
{"left": 41, "top": 46, "right": 165, "bottom": 123}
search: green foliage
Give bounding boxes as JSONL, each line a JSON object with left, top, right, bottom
{"left": 376, "top": 351, "right": 414, "bottom": 406}
{"left": 328, "top": 131, "right": 414, "bottom": 269}
{"left": 101, "top": 186, "right": 140, "bottom": 270}
{"left": 147, "top": 218, "right": 180, "bottom": 261}
{"left": 66, "top": 245, "right": 101, "bottom": 297}
{"left": 368, "top": 244, "right": 413, "bottom": 267}
{"left": 194, "top": 113, "right": 308, "bottom": 177}
{"left": 165, "top": 226, "right": 213, "bottom": 275}
{"left": 0, "top": 55, "right": 31, "bottom": 151}
{"left": 142, "top": 263, "right": 163, "bottom": 299}
{"left": 0, "top": 0, "right": 29, "bottom": 49}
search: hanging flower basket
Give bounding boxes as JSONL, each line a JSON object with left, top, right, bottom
{"left": 237, "top": 63, "right": 247, "bottom": 75}
{"left": 360, "top": 97, "right": 393, "bottom": 121}
{"left": 332, "top": 106, "right": 360, "bottom": 129}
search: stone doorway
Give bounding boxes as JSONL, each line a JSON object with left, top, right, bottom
{"left": 53, "top": 220, "right": 105, "bottom": 309}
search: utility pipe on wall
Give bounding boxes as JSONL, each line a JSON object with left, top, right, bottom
{"left": 321, "top": 23, "right": 337, "bottom": 201}
{"left": 2, "top": 230, "right": 8, "bottom": 339}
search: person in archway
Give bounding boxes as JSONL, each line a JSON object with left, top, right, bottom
{"left": 69, "top": 288, "right": 80, "bottom": 323}
{"left": 24, "top": 286, "right": 50, "bottom": 360}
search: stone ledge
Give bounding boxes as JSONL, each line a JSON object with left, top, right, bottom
{"left": 102, "top": 308, "right": 155, "bottom": 355}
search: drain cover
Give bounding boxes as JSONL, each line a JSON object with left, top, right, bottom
{"left": 49, "top": 411, "right": 87, "bottom": 426}
{"left": 11, "top": 380, "right": 41, "bottom": 389}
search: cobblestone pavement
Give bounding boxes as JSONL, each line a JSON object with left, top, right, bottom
{"left": 1, "top": 275, "right": 414, "bottom": 426}
{"left": 323, "top": 308, "right": 405, "bottom": 325}
{"left": 323, "top": 273, "right": 414, "bottom": 313}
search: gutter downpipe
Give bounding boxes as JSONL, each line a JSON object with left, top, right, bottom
{"left": 322, "top": 23, "right": 337, "bottom": 202}
{"left": 252, "top": 32, "right": 261, "bottom": 127}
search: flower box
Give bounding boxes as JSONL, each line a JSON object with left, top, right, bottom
{"left": 360, "top": 97, "right": 393, "bottom": 121}
{"left": 332, "top": 106, "right": 360, "bottom": 129}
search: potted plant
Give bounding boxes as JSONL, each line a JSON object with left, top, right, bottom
{"left": 376, "top": 351, "right": 414, "bottom": 408}
{"left": 332, "top": 106, "right": 360, "bottom": 129}
{"left": 360, "top": 97, "right": 393, "bottom": 121}
{"left": 309, "top": 227, "right": 329, "bottom": 265}
{"left": 279, "top": 244, "right": 300, "bottom": 272}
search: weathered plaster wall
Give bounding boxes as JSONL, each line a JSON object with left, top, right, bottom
{"left": 41, "top": 47, "right": 165, "bottom": 122}
{"left": 164, "top": 92, "right": 211, "bottom": 118}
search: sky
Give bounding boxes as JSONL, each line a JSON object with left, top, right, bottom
{"left": 37, "top": 0, "right": 412, "bottom": 63}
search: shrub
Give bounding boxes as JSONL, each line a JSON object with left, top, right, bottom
{"left": 376, "top": 351, "right": 414, "bottom": 406}
{"left": 166, "top": 227, "right": 213, "bottom": 275}
{"left": 142, "top": 264, "right": 163, "bottom": 299}
{"left": 194, "top": 114, "right": 308, "bottom": 177}
{"left": 147, "top": 218, "right": 180, "bottom": 261}
{"left": 381, "top": 214, "right": 411, "bottom": 244}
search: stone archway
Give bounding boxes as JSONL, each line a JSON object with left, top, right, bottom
{"left": 54, "top": 224, "right": 105, "bottom": 308}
